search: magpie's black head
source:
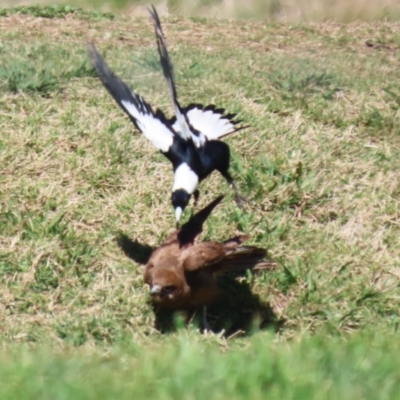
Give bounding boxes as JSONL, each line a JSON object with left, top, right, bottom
{"left": 171, "top": 189, "right": 191, "bottom": 224}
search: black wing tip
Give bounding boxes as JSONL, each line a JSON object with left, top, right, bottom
{"left": 85, "top": 42, "right": 158, "bottom": 130}
{"left": 178, "top": 195, "right": 224, "bottom": 245}
{"left": 86, "top": 42, "right": 101, "bottom": 63}
{"left": 148, "top": 4, "right": 164, "bottom": 37}
{"left": 188, "top": 194, "right": 224, "bottom": 221}
{"left": 148, "top": 4, "right": 160, "bottom": 22}
{"left": 86, "top": 42, "right": 107, "bottom": 75}
{"left": 200, "top": 195, "right": 224, "bottom": 214}
{"left": 86, "top": 41, "right": 96, "bottom": 52}
{"left": 189, "top": 195, "right": 224, "bottom": 226}
{"left": 148, "top": 3, "right": 180, "bottom": 113}
{"left": 87, "top": 43, "right": 97, "bottom": 64}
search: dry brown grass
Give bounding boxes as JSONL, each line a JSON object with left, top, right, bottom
{"left": 2, "top": 0, "right": 400, "bottom": 21}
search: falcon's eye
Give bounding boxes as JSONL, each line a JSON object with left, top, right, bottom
{"left": 162, "top": 285, "right": 177, "bottom": 294}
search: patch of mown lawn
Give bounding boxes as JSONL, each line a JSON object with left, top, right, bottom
{"left": 1, "top": 11, "right": 400, "bottom": 398}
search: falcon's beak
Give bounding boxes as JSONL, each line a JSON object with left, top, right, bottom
{"left": 150, "top": 285, "right": 161, "bottom": 295}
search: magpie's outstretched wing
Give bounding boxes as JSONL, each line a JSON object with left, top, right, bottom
{"left": 148, "top": 7, "right": 179, "bottom": 115}
{"left": 148, "top": 6, "right": 205, "bottom": 147}
{"left": 148, "top": 7, "right": 245, "bottom": 145}
{"left": 179, "top": 104, "right": 244, "bottom": 141}
{"left": 88, "top": 43, "right": 174, "bottom": 153}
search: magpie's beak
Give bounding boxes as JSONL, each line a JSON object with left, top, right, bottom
{"left": 175, "top": 207, "right": 182, "bottom": 225}
{"left": 150, "top": 285, "right": 161, "bottom": 295}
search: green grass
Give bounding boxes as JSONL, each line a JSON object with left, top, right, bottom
{"left": 1, "top": 330, "right": 400, "bottom": 399}
{"left": 0, "top": 5, "right": 114, "bottom": 19}
{"left": 1, "top": 8, "right": 400, "bottom": 397}
{"left": 0, "top": 45, "right": 96, "bottom": 95}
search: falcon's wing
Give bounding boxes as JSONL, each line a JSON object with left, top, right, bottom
{"left": 176, "top": 195, "right": 224, "bottom": 247}
{"left": 181, "top": 242, "right": 226, "bottom": 272}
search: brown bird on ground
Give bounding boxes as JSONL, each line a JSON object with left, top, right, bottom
{"left": 143, "top": 196, "right": 273, "bottom": 329}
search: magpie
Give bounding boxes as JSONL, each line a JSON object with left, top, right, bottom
{"left": 88, "top": 7, "right": 245, "bottom": 224}
{"left": 149, "top": 6, "right": 246, "bottom": 213}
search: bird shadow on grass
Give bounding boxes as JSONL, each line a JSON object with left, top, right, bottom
{"left": 116, "top": 232, "right": 284, "bottom": 337}
{"left": 153, "top": 275, "right": 284, "bottom": 337}
{"left": 116, "top": 232, "right": 153, "bottom": 265}
{"left": 209, "top": 274, "right": 283, "bottom": 336}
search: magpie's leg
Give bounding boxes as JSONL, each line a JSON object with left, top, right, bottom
{"left": 189, "top": 190, "right": 201, "bottom": 218}
{"left": 193, "top": 189, "right": 200, "bottom": 207}
{"left": 220, "top": 170, "right": 247, "bottom": 207}
{"left": 202, "top": 306, "right": 211, "bottom": 332}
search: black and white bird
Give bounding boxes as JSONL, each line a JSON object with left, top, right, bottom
{"left": 88, "top": 6, "right": 245, "bottom": 224}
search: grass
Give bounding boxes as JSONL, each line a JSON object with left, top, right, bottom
{"left": 1, "top": 330, "right": 400, "bottom": 399}
{"left": 0, "top": 4, "right": 114, "bottom": 19}
{"left": 0, "top": 47, "right": 96, "bottom": 95}
{"left": 3, "top": 0, "right": 400, "bottom": 21}
{"left": 1, "top": 6, "right": 400, "bottom": 397}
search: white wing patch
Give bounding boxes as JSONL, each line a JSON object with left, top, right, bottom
{"left": 185, "top": 107, "right": 237, "bottom": 141}
{"left": 171, "top": 119, "right": 204, "bottom": 148}
{"left": 172, "top": 163, "right": 199, "bottom": 194}
{"left": 173, "top": 108, "right": 195, "bottom": 142}
{"left": 121, "top": 100, "right": 173, "bottom": 153}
